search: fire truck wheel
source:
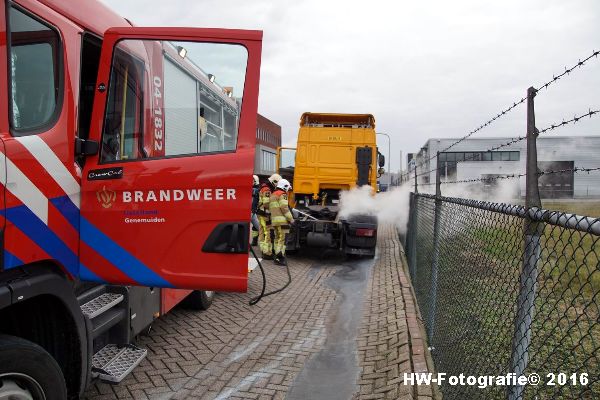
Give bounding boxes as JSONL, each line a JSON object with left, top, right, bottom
{"left": 185, "top": 290, "right": 214, "bottom": 311}
{"left": 0, "top": 334, "right": 67, "bottom": 400}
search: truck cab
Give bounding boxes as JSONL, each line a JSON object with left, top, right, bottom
{"left": 277, "top": 113, "right": 380, "bottom": 257}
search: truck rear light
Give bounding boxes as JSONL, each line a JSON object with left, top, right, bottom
{"left": 355, "top": 228, "right": 375, "bottom": 237}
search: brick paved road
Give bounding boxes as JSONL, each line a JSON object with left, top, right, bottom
{"left": 84, "top": 225, "right": 433, "bottom": 400}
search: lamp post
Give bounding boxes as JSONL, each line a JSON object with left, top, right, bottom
{"left": 376, "top": 132, "right": 391, "bottom": 186}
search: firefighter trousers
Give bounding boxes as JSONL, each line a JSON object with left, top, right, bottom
{"left": 273, "top": 226, "right": 289, "bottom": 256}
{"left": 258, "top": 215, "right": 272, "bottom": 256}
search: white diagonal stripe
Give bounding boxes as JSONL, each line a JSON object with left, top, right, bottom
{"left": 15, "top": 136, "right": 80, "bottom": 208}
{"left": 0, "top": 151, "right": 48, "bottom": 224}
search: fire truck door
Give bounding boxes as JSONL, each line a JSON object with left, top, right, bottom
{"left": 80, "top": 28, "right": 262, "bottom": 291}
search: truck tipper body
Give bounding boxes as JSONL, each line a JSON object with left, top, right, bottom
{"left": 278, "top": 113, "right": 383, "bottom": 257}
{"left": 0, "top": 1, "right": 262, "bottom": 398}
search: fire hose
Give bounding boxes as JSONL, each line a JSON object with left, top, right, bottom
{"left": 248, "top": 213, "right": 292, "bottom": 305}
{"left": 248, "top": 246, "right": 291, "bottom": 305}
{"left": 248, "top": 208, "right": 319, "bottom": 305}
{"left": 293, "top": 208, "right": 318, "bottom": 221}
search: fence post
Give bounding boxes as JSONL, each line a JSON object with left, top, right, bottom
{"left": 408, "top": 166, "right": 419, "bottom": 280}
{"left": 508, "top": 87, "right": 543, "bottom": 400}
{"left": 427, "top": 153, "right": 442, "bottom": 341}
{"left": 408, "top": 192, "right": 418, "bottom": 279}
{"left": 406, "top": 193, "right": 413, "bottom": 256}
{"left": 414, "top": 166, "right": 418, "bottom": 193}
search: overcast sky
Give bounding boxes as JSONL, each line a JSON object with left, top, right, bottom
{"left": 100, "top": 0, "right": 599, "bottom": 171}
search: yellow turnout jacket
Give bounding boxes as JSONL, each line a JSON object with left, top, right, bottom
{"left": 269, "top": 189, "right": 294, "bottom": 227}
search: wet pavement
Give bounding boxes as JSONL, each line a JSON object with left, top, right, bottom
{"left": 83, "top": 225, "right": 432, "bottom": 400}
{"left": 287, "top": 258, "right": 373, "bottom": 400}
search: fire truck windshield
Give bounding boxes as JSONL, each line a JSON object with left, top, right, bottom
{"left": 100, "top": 40, "right": 248, "bottom": 163}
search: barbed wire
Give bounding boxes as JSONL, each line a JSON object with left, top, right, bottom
{"left": 402, "top": 49, "right": 600, "bottom": 182}
{"left": 535, "top": 50, "right": 600, "bottom": 92}
{"left": 417, "top": 166, "right": 600, "bottom": 186}
{"left": 538, "top": 109, "right": 599, "bottom": 134}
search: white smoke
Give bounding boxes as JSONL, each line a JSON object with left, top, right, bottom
{"left": 339, "top": 185, "right": 412, "bottom": 235}
{"left": 338, "top": 178, "right": 521, "bottom": 236}
{"left": 429, "top": 178, "right": 521, "bottom": 203}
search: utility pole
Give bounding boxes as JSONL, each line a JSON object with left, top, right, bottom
{"left": 398, "top": 150, "right": 403, "bottom": 186}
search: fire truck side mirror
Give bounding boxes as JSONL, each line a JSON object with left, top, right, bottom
{"left": 75, "top": 138, "right": 100, "bottom": 156}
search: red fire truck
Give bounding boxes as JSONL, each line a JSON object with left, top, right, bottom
{"left": 0, "top": 0, "right": 262, "bottom": 398}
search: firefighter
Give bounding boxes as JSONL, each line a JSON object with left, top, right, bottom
{"left": 269, "top": 178, "right": 294, "bottom": 266}
{"left": 251, "top": 175, "right": 260, "bottom": 245}
{"left": 256, "top": 174, "right": 281, "bottom": 259}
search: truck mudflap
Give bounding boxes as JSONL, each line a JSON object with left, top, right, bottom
{"left": 342, "top": 214, "right": 378, "bottom": 257}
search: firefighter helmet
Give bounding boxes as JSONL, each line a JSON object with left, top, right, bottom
{"left": 253, "top": 175, "right": 259, "bottom": 186}
{"left": 268, "top": 173, "right": 282, "bottom": 186}
{"left": 277, "top": 179, "right": 292, "bottom": 192}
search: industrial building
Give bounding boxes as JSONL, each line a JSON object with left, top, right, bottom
{"left": 413, "top": 136, "right": 600, "bottom": 198}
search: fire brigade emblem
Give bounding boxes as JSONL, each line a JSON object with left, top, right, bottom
{"left": 96, "top": 186, "right": 117, "bottom": 208}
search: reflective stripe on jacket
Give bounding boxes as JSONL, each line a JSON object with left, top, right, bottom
{"left": 269, "top": 189, "right": 293, "bottom": 226}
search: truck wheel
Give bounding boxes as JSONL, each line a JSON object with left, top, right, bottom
{"left": 185, "top": 290, "right": 214, "bottom": 310}
{"left": 0, "top": 334, "right": 67, "bottom": 400}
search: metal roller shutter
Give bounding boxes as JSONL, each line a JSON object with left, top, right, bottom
{"left": 163, "top": 57, "right": 198, "bottom": 155}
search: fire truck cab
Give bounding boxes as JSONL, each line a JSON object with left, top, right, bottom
{"left": 0, "top": 0, "right": 262, "bottom": 398}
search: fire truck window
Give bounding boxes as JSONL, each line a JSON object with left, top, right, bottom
{"left": 100, "top": 51, "right": 144, "bottom": 163}
{"left": 280, "top": 148, "right": 297, "bottom": 169}
{"left": 8, "top": 7, "right": 61, "bottom": 133}
{"left": 102, "top": 39, "right": 247, "bottom": 161}
{"left": 78, "top": 35, "right": 102, "bottom": 142}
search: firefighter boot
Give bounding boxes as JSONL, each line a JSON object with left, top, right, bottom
{"left": 262, "top": 253, "right": 273, "bottom": 260}
{"left": 274, "top": 253, "right": 287, "bottom": 266}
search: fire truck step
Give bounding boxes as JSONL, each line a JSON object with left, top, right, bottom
{"left": 92, "top": 344, "right": 147, "bottom": 383}
{"left": 80, "top": 293, "right": 124, "bottom": 319}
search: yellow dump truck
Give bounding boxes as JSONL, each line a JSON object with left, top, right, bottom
{"left": 277, "top": 113, "right": 384, "bottom": 257}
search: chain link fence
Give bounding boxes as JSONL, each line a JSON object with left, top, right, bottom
{"left": 405, "top": 192, "right": 599, "bottom": 399}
